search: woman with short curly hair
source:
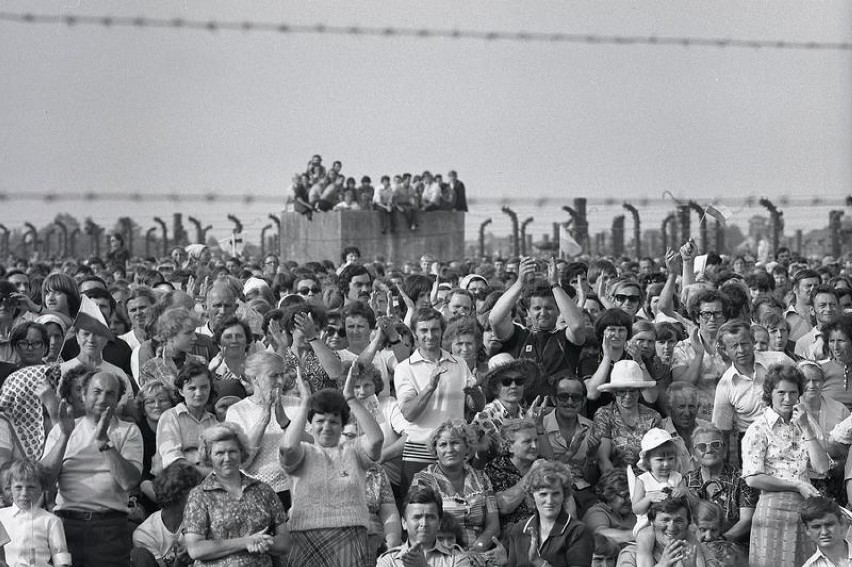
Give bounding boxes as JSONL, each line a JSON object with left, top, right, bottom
{"left": 504, "top": 460, "right": 594, "bottom": 567}
{"left": 410, "top": 419, "right": 500, "bottom": 552}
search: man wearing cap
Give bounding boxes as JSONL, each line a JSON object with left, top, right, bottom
{"left": 489, "top": 257, "right": 586, "bottom": 400}
{"left": 42, "top": 371, "right": 143, "bottom": 567}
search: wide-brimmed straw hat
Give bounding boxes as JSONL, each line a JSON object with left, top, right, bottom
{"left": 597, "top": 360, "right": 656, "bottom": 392}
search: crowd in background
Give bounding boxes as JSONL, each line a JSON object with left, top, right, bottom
{"left": 0, "top": 234, "right": 852, "bottom": 566}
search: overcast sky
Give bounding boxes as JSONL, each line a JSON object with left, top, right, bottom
{"left": 1, "top": 1, "right": 850, "bottom": 246}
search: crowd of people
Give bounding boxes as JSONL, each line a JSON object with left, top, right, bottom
{"left": 1, "top": 234, "right": 852, "bottom": 566}
{"left": 287, "top": 154, "right": 468, "bottom": 233}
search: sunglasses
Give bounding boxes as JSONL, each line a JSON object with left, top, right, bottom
{"left": 324, "top": 326, "right": 346, "bottom": 338}
{"left": 614, "top": 294, "right": 640, "bottom": 304}
{"left": 298, "top": 286, "right": 322, "bottom": 295}
{"left": 500, "top": 377, "right": 525, "bottom": 387}
{"left": 555, "top": 392, "right": 584, "bottom": 404}
{"left": 17, "top": 340, "right": 44, "bottom": 350}
{"left": 694, "top": 440, "right": 723, "bottom": 453}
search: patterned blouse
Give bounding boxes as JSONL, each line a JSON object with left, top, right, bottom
{"left": 684, "top": 464, "right": 758, "bottom": 531}
{"left": 411, "top": 463, "right": 498, "bottom": 549}
{"left": 671, "top": 339, "right": 728, "bottom": 421}
{"left": 483, "top": 455, "right": 534, "bottom": 528}
{"left": 588, "top": 402, "right": 661, "bottom": 469}
{"left": 139, "top": 354, "right": 207, "bottom": 389}
{"left": 471, "top": 399, "right": 524, "bottom": 438}
{"left": 742, "top": 407, "right": 814, "bottom": 483}
{"left": 365, "top": 466, "right": 395, "bottom": 537}
{"left": 282, "top": 349, "right": 339, "bottom": 393}
{"left": 0, "top": 363, "right": 61, "bottom": 459}
{"left": 183, "top": 472, "right": 287, "bottom": 567}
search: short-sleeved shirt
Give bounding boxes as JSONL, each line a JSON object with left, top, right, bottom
{"left": 684, "top": 464, "right": 758, "bottom": 532}
{"left": 183, "top": 473, "right": 287, "bottom": 567}
{"left": 499, "top": 326, "right": 583, "bottom": 399}
{"left": 712, "top": 350, "right": 793, "bottom": 433}
{"left": 742, "top": 406, "right": 815, "bottom": 483}
{"left": 44, "top": 416, "right": 143, "bottom": 513}
{"left": 543, "top": 411, "right": 593, "bottom": 489}
{"left": 411, "top": 463, "right": 498, "bottom": 549}
{"left": 820, "top": 359, "right": 852, "bottom": 410}
{"left": 588, "top": 402, "right": 662, "bottom": 469}
{"left": 377, "top": 540, "right": 472, "bottom": 567}
{"left": 393, "top": 349, "right": 472, "bottom": 444}
{"left": 365, "top": 466, "right": 395, "bottom": 537}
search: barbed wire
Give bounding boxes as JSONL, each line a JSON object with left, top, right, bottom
{"left": 1, "top": 12, "right": 850, "bottom": 51}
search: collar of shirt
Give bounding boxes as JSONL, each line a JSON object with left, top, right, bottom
{"left": 172, "top": 402, "right": 215, "bottom": 423}
{"left": 543, "top": 411, "right": 592, "bottom": 434}
{"left": 389, "top": 539, "right": 454, "bottom": 558}
{"left": 763, "top": 406, "right": 793, "bottom": 429}
{"left": 201, "top": 472, "right": 258, "bottom": 492}
{"left": 808, "top": 537, "right": 852, "bottom": 564}
{"left": 522, "top": 510, "right": 573, "bottom": 540}
{"left": 408, "top": 349, "right": 458, "bottom": 366}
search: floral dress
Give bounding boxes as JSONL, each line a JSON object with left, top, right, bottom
{"left": 588, "top": 402, "right": 662, "bottom": 469}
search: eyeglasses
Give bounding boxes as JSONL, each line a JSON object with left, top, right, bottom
{"left": 556, "top": 392, "right": 584, "bottom": 404}
{"left": 614, "top": 294, "right": 640, "bottom": 304}
{"left": 297, "top": 286, "right": 322, "bottom": 295}
{"left": 694, "top": 440, "right": 723, "bottom": 453}
{"left": 500, "top": 377, "right": 525, "bottom": 387}
{"left": 16, "top": 340, "right": 44, "bottom": 350}
{"left": 144, "top": 397, "right": 173, "bottom": 408}
{"left": 699, "top": 311, "right": 726, "bottom": 321}
{"left": 324, "top": 326, "right": 346, "bottom": 338}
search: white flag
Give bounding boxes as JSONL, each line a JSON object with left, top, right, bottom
{"left": 559, "top": 225, "right": 582, "bottom": 258}
{"left": 705, "top": 204, "right": 733, "bottom": 225}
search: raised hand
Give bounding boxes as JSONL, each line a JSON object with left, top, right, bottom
{"left": 429, "top": 363, "right": 447, "bottom": 391}
{"left": 524, "top": 396, "right": 548, "bottom": 428}
{"left": 664, "top": 247, "right": 682, "bottom": 276}
{"left": 517, "top": 257, "right": 537, "bottom": 284}
{"left": 343, "top": 361, "right": 359, "bottom": 401}
{"left": 680, "top": 239, "right": 697, "bottom": 262}
{"left": 401, "top": 541, "right": 428, "bottom": 567}
{"left": 268, "top": 319, "right": 289, "bottom": 350}
{"left": 57, "top": 400, "right": 76, "bottom": 436}
{"left": 546, "top": 257, "right": 559, "bottom": 287}
{"left": 396, "top": 284, "right": 415, "bottom": 313}
{"left": 95, "top": 406, "right": 113, "bottom": 442}
{"left": 689, "top": 327, "right": 704, "bottom": 356}
{"left": 294, "top": 311, "right": 318, "bottom": 341}
{"left": 294, "top": 365, "right": 311, "bottom": 400}
{"left": 484, "top": 537, "right": 508, "bottom": 565}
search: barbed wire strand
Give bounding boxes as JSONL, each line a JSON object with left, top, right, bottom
{"left": 1, "top": 12, "right": 850, "bottom": 51}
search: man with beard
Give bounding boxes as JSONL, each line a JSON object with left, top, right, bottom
{"left": 339, "top": 264, "right": 373, "bottom": 306}
{"left": 42, "top": 372, "right": 143, "bottom": 567}
{"left": 712, "top": 320, "right": 792, "bottom": 462}
{"left": 489, "top": 257, "right": 586, "bottom": 401}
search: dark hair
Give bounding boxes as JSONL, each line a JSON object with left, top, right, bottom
{"left": 715, "top": 320, "right": 752, "bottom": 351}
{"left": 594, "top": 469, "right": 629, "bottom": 503}
{"left": 799, "top": 495, "right": 845, "bottom": 526}
{"left": 307, "top": 388, "right": 350, "bottom": 425}
{"left": 261, "top": 308, "right": 284, "bottom": 335}
{"left": 83, "top": 287, "right": 116, "bottom": 317}
{"left": 810, "top": 284, "right": 839, "bottom": 306}
{"left": 342, "top": 301, "right": 377, "bottom": 330}
{"left": 821, "top": 314, "right": 852, "bottom": 353}
{"left": 761, "top": 364, "right": 805, "bottom": 406}
{"left": 588, "top": 259, "right": 617, "bottom": 285}
{"left": 59, "top": 365, "right": 97, "bottom": 403}
{"left": 153, "top": 461, "right": 202, "bottom": 508}
{"left": 438, "top": 513, "right": 465, "bottom": 546}
{"left": 342, "top": 360, "right": 383, "bottom": 395}
{"left": 282, "top": 304, "right": 328, "bottom": 335}
{"left": 8, "top": 459, "right": 47, "bottom": 489}
{"left": 82, "top": 371, "right": 127, "bottom": 402}
{"left": 654, "top": 321, "right": 684, "bottom": 343}
{"left": 403, "top": 486, "right": 443, "bottom": 518}
{"left": 341, "top": 246, "right": 361, "bottom": 262}
{"left": 687, "top": 289, "right": 731, "bottom": 323}
{"left": 212, "top": 316, "right": 253, "bottom": 350}
{"left": 403, "top": 274, "right": 434, "bottom": 305}
{"left": 792, "top": 269, "right": 820, "bottom": 291}
{"left": 337, "top": 264, "right": 372, "bottom": 296}
{"left": 442, "top": 316, "right": 482, "bottom": 353}
{"left": 753, "top": 294, "right": 784, "bottom": 318}
{"left": 647, "top": 495, "right": 691, "bottom": 523}
{"left": 41, "top": 273, "right": 82, "bottom": 316}
{"left": 593, "top": 533, "right": 620, "bottom": 558}
{"left": 745, "top": 272, "right": 775, "bottom": 292}
{"left": 594, "top": 308, "right": 634, "bottom": 343}
{"left": 10, "top": 321, "right": 48, "bottom": 347}
{"left": 174, "top": 359, "right": 211, "bottom": 392}
{"left": 410, "top": 307, "right": 445, "bottom": 334}
{"left": 484, "top": 359, "right": 541, "bottom": 400}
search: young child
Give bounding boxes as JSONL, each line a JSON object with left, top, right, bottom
{"left": 800, "top": 495, "right": 851, "bottom": 567}
{"left": 592, "top": 533, "right": 619, "bottom": 567}
{"left": 695, "top": 501, "right": 747, "bottom": 567}
{"left": 437, "top": 513, "right": 466, "bottom": 550}
{"left": 632, "top": 428, "right": 693, "bottom": 567}
{"left": 0, "top": 459, "right": 71, "bottom": 567}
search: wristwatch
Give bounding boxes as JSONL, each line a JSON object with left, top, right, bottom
{"left": 98, "top": 440, "right": 115, "bottom": 452}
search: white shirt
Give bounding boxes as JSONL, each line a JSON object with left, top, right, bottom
{"left": 712, "top": 350, "right": 792, "bottom": 433}
{"left": 132, "top": 510, "right": 177, "bottom": 562}
{"left": 796, "top": 327, "right": 827, "bottom": 362}
{"left": 0, "top": 504, "right": 72, "bottom": 567}
{"left": 801, "top": 536, "right": 852, "bottom": 567}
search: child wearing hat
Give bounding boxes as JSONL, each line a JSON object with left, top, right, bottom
{"left": 632, "top": 428, "right": 697, "bottom": 567}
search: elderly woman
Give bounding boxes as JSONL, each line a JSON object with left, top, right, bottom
{"left": 590, "top": 360, "right": 662, "bottom": 472}
{"left": 183, "top": 422, "right": 289, "bottom": 566}
{"left": 543, "top": 374, "right": 595, "bottom": 513}
{"left": 504, "top": 460, "right": 594, "bottom": 567}
{"left": 683, "top": 424, "right": 757, "bottom": 545}
{"left": 443, "top": 316, "right": 488, "bottom": 384}
{"left": 484, "top": 420, "right": 546, "bottom": 531}
{"left": 616, "top": 496, "right": 716, "bottom": 567}
{"left": 280, "top": 363, "right": 384, "bottom": 566}
{"left": 156, "top": 360, "right": 218, "bottom": 477}
{"left": 139, "top": 307, "right": 206, "bottom": 388}
{"left": 279, "top": 304, "right": 343, "bottom": 393}
{"left": 0, "top": 322, "right": 62, "bottom": 461}
{"left": 473, "top": 359, "right": 550, "bottom": 441}
{"left": 583, "top": 469, "right": 637, "bottom": 544}
{"left": 209, "top": 315, "right": 254, "bottom": 395}
{"left": 742, "top": 364, "right": 830, "bottom": 567}
{"left": 660, "top": 382, "right": 708, "bottom": 473}
{"left": 226, "top": 352, "right": 299, "bottom": 509}
{"left": 411, "top": 420, "right": 500, "bottom": 552}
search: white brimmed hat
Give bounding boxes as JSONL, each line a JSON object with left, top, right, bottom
{"left": 597, "top": 360, "right": 656, "bottom": 392}
{"left": 637, "top": 428, "right": 676, "bottom": 470}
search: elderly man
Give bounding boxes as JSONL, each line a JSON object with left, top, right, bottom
{"left": 377, "top": 487, "right": 472, "bottom": 567}
{"left": 42, "top": 371, "right": 143, "bottom": 567}
{"left": 197, "top": 280, "right": 239, "bottom": 337}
